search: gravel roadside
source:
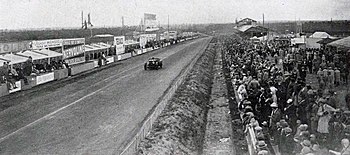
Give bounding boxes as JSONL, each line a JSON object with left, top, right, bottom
{"left": 137, "top": 40, "right": 216, "bottom": 155}
{"left": 202, "top": 41, "right": 235, "bottom": 155}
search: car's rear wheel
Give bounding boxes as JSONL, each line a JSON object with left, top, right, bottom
{"left": 144, "top": 63, "right": 147, "bottom": 70}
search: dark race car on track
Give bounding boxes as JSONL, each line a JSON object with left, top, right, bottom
{"left": 144, "top": 57, "right": 163, "bottom": 70}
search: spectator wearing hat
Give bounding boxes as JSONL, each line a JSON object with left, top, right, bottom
{"left": 257, "top": 150, "right": 269, "bottom": 155}
{"left": 284, "top": 99, "right": 297, "bottom": 129}
{"left": 0, "top": 62, "right": 9, "bottom": 84}
{"left": 323, "top": 67, "right": 329, "bottom": 88}
{"left": 258, "top": 89, "right": 272, "bottom": 123}
{"left": 269, "top": 102, "right": 281, "bottom": 147}
{"left": 294, "top": 124, "right": 308, "bottom": 142}
{"left": 256, "top": 140, "right": 268, "bottom": 152}
{"left": 237, "top": 82, "right": 247, "bottom": 101}
{"left": 317, "top": 68, "right": 324, "bottom": 86}
{"left": 328, "top": 91, "right": 338, "bottom": 109}
{"left": 255, "top": 126, "right": 263, "bottom": 136}
{"left": 309, "top": 134, "right": 319, "bottom": 147}
{"left": 278, "top": 120, "right": 289, "bottom": 152}
{"left": 242, "top": 112, "right": 254, "bottom": 126}
{"left": 298, "top": 140, "right": 312, "bottom": 155}
{"left": 269, "top": 102, "right": 281, "bottom": 130}
{"left": 335, "top": 67, "right": 341, "bottom": 86}
{"left": 239, "top": 100, "right": 252, "bottom": 112}
{"left": 311, "top": 144, "right": 321, "bottom": 154}
{"left": 329, "top": 109, "right": 345, "bottom": 149}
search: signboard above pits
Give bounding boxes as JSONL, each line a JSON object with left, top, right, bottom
{"left": 63, "top": 38, "right": 85, "bottom": 46}
{"left": 31, "top": 39, "right": 63, "bottom": 49}
{"left": 63, "top": 45, "right": 85, "bottom": 65}
{"left": 63, "top": 45, "right": 85, "bottom": 59}
{"left": 31, "top": 38, "right": 85, "bottom": 50}
{"left": 0, "top": 41, "right": 31, "bottom": 54}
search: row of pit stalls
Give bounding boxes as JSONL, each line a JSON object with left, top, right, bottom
{"left": 0, "top": 31, "right": 199, "bottom": 97}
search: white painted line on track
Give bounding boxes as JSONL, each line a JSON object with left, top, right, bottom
{"left": 0, "top": 73, "right": 133, "bottom": 143}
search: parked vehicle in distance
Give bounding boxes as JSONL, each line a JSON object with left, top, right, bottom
{"left": 144, "top": 57, "right": 163, "bottom": 70}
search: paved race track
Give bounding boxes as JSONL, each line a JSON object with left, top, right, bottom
{"left": 0, "top": 37, "right": 212, "bottom": 155}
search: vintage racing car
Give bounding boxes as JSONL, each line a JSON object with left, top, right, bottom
{"left": 144, "top": 57, "right": 163, "bottom": 70}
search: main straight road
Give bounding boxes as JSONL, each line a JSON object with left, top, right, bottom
{"left": 0, "top": 37, "right": 212, "bottom": 155}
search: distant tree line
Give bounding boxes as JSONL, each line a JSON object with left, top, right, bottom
{"left": 266, "top": 20, "right": 350, "bottom": 37}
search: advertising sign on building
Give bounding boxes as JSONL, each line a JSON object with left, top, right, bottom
{"left": 139, "top": 35, "right": 148, "bottom": 48}
{"left": 146, "top": 34, "right": 157, "bottom": 41}
{"left": 63, "top": 45, "right": 85, "bottom": 65}
{"left": 31, "top": 39, "right": 63, "bottom": 49}
{"left": 114, "top": 36, "right": 125, "bottom": 46}
{"left": 0, "top": 41, "right": 31, "bottom": 54}
{"left": 114, "top": 36, "right": 125, "bottom": 55}
{"left": 144, "top": 13, "right": 159, "bottom": 32}
{"left": 63, "top": 45, "right": 84, "bottom": 59}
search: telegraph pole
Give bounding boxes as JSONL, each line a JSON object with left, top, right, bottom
{"left": 167, "top": 14, "right": 170, "bottom": 40}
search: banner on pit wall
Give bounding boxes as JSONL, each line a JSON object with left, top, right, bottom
{"left": 0, "top": 41, "right": 31, "bottom": 54}
{"left": 62, "top": 38, "right": 85, "bottom": 46}
{"left": 114, "top": 36, "right": 125, "bottom": 55}
{"left": 65, "top": 57, "right": 86, "bottom": 65}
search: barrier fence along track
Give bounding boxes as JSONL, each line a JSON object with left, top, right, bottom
{"left": 119, "top": 37, "right": 212, "bottom": 155}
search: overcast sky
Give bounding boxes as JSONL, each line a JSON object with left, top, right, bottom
{"left": 0, "top": 0, "right": 349, "bottom": 29}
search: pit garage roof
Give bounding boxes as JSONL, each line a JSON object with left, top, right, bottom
{"left": 84, "top": 43, "right": 111, "bottom": 52}
{"left": 0, "top": 53, "right": 28, "bottom": 65}
{"left": 328, "top": 36, "right": 350, "bottom": 49}
{"left": 16, "top": 50, "right": 48, "bottom": 60}
{"left": 35, "top": 49, "right": 63, "bottom": 58}
{"left": 310, "top": 32, "right": 333, "bottom": 39}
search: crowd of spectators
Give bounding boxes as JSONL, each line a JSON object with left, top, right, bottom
{"left": 222, "top": 35, "right": 350, "bottom": 155}
{"left": 0, "top": 56, "right": 68, "bottom": 90}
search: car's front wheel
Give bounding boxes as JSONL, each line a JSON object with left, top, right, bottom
{"left": 144, "top": 63, "right": 147, "bottom": 70}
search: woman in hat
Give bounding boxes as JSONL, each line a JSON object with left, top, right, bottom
{"left": 317, "top": 97, "right": 336, "bottom": 143}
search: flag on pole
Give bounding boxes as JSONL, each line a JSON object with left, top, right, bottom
{"left": 88, "top": 13, "right": 93, "bottom": 27}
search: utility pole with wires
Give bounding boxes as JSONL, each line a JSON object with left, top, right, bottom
{"left": 167, "top": 14, "right": 170, "bottom": 41}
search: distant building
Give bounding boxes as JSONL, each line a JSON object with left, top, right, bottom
{"left": 236, "top": 25, "right": 268, "bottom": 38}
{"left": 234, "top": 18, "right": 268, "bottom": 37}
{"left": 236, "top": 18, "right": 257, "bottom": 26}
